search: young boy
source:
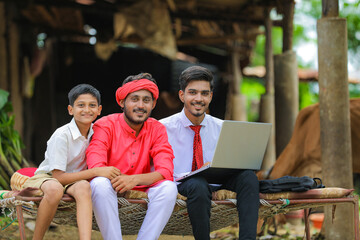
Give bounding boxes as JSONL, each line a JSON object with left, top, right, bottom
{"left": 22, "top": 84, "right": 120, "bottom": 240}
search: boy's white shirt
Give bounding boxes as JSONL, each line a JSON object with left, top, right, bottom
{"left": 35, "top": 118, "right": 94, "bottom": 175}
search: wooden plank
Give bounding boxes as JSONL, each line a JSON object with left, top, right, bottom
{"left": 176, "top": 30, "right": 262, "bottom": 46}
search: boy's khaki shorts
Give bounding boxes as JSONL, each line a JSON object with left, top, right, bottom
{"left": 22, "top": 173, "right": 75, "bottom": 195}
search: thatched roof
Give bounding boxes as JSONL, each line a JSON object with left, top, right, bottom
{"left": 3, "top": 0, "right": 293, "bottom": 63}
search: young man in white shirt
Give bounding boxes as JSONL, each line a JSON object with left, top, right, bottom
{"left": 22, "top": 84, "right": 120, "bottom": 240}
{"left": 160, "top": 66, "right": 259, "bottom": 240}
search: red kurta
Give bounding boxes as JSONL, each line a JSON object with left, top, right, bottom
{"left": 86, "top": 113, "right": 174, "bottom": 190}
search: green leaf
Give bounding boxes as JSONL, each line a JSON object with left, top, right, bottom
{"left": 0, "top": 89, "right": 9, "bottom": 110}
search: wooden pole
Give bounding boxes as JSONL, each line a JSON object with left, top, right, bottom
{"left": 274, "top": 51, "right": 298, "bottom": 157}
{"left": 230, "top": 48, "right": 247, "bottom": 121}
{"left": 274, "top": 0, "right": 297, "bottom": 157}
{"left": 317, "top": 0, "right": 354, "bottom": 239}
{"left": 0, "top": 2, "right": 8, "bottom": 90}
{"left": 259, "top": 8, "right": 276, "bottom": 171}
{"left": 8, "top": 3, "right": 23, "bottom": 136}
{"left": 264, "top": 9, "right": 274, "bottom": 95}
{"left": 282, "top": 0, "right": 295, "bottom": 52}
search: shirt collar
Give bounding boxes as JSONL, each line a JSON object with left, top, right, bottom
{"left": 180, "top": 108, "right": 209, "bottom": 128}
{"left": 119, "top": 113, "right": 147, "bottom": 137}
{"left": 69, "top": 118, "right": 94, "bottom": 140}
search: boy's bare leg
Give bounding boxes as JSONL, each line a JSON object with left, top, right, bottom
{"left": 66, "top": 180, "right": 92, "bottom": 240}
{"left": 33, "top": 180, "right": 63, "bottom": 240}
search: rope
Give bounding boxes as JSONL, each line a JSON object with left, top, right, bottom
{"left": 259, "top": 198, "right": 290, "bottom": 207}
{"left": 1, "top": 218, "right": 17, "bottom": 231}
{"left": 227, "top": 199, "right": 237, "bottom": 205}
{"left": 280, "top": 198, "right": 290, "bottom": 208}
{"left": 175, "top": 199, "right": 187, "bottom": 207}
{"left": 259, "top": 198, "right": 292, "bottom": 217}
{"left": 0, "top": 192, "right": 7, "bottom": 199}
{"left": 118, "top": 198, "right": 131, "bottom": 206}
{"left": 2, "top": 195, "right": 336, "bottom": 235}
{"left": 260, "top": 199, "right": 273, "bottom": 207}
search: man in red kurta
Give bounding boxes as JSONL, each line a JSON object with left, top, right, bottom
{"left": 86, "top": 73, "right": 177, "bottom": 240}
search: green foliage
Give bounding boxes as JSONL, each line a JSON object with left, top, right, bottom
{"left": 300, "top": 0, "right": 322, "bottom": 19}
{"left": 299, "top": 82, "right": 319, "bottom": 109}
{"left": 241, "top": 77, "right": 266, "bottom": 122}
{"left": 0, "top": 89, "right": 28, "bottom": 190}
{"left": 0, "top": 89, "right": 9, "bottom": 110}
{"left": 340, "top": 1, "right": 360, "bottom": 63}
{"left": 349, "top": 83, "right": 360, "bottom": 98}
{"left": 251, "top": 27, "right": 283, "bottom": 66}
{"left": 293, "top": 24, "right": 311, "bottom": 46}
{"left": 244, "top": 0, "right": 360, "bottom": 120}
{"left": 295, "top": 0, "right": 360, "bottom": 67}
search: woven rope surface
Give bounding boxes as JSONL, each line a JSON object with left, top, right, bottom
{"left": 2, "top": 195, "right": 355, "bottom": 235}
{"left": 0, "top": 196, "right": 238, "bottom": 235}
{"left": 0, "top": 198, "right": 354, "bottom": 235}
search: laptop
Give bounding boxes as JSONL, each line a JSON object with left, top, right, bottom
{"left": 175, "top": 120, "right": 272, "bottom": 184}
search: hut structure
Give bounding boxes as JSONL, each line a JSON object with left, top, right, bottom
{"left": 0, "top": 0, "right": 353, "bottom": 238}
{"left": 0, "top": 0, "right": 301, "bottom": 170}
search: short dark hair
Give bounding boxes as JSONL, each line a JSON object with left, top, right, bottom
{"left": 179, "top": 66, "right": 214, "bottom": 91}
{"left": 122, "top": 73, "right": 157, "bottom": 86}
{"left": 68, "top": 84, "right": 101, "bottom": 106}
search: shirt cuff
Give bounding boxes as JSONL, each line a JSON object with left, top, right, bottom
{"left": 156, "top": 168, "right": 173, "bottom": 181}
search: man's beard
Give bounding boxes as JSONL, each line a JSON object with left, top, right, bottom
{"left": 187, "top": 101, "right": 208, "bottom": 117}
{"left": 123, "top": 106, "right": 151, "bottom": 125}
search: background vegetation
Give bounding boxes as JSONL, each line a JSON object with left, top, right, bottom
{"left": 0, "top": 89, "right": 28, "bottom": 190}
{"left": 243, "top": 0, "right": 360, "bottom": 121}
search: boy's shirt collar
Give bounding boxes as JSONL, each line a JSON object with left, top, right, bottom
{"left": 69, "top": 118, "right": 94, "bottom": 140}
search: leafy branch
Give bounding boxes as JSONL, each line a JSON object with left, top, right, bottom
{"left": 0, "top": 89, "right": 29, "bottom": 190}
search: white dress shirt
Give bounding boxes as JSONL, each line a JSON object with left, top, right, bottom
{"left": 160, "top": 109, "right": 223, "bottom": 179}
{"left": 35, "top": 118, "right": 93, "bottom": 175}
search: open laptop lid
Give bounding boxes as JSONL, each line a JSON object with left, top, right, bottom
{"left": 210, "top": 120, "right": 271, "bottom": 170}
{"left": 175, "top": 121, "right": 272, "bottom": 183}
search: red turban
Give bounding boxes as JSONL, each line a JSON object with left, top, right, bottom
{"left": 115, "top": 79, "right": 159, "bottom": 106}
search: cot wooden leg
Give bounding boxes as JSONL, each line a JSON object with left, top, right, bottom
{"left": 15, "top": 205, "right": 26, "bottom": 240}
{"left": 353, "top": 195, "right": 359, "bottom": 240}
{"left": 304, "top": 208, "right": 311, "bottom": 240}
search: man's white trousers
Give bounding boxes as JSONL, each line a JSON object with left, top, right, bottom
{"left": 90, "top": 177, "right": 178, "bottom": 240}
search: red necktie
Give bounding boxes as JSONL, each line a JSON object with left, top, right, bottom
{"left": 190, "top": 125, "right": 204, "bottom": 171}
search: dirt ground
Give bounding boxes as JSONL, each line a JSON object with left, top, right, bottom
{"left": 0, "top": 218, "right": 321, "bottom": 240}
{"left": 0, "top": 223, "right": 196, "bottom": 240}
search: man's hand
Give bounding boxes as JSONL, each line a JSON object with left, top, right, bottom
{"left": 94, "top": 167, "right": 121, "bottom": 180}
{"left": 111, "top": 174, "right": 139, "bottom": 193}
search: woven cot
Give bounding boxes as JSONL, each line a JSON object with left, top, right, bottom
{"left": 0, "top": 187, "right": 358, "bottom": 237}
{"left": 1, "top": 169, "right": 359, "bottom": 239}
